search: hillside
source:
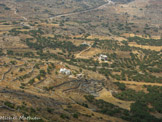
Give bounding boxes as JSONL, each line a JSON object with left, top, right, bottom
{"left": 0, "top": 0, "right": 162, "bottom": 121}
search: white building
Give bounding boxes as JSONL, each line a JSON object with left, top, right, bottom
{"left": 81, "top": 41, "right": 91, "bottom": 46}
{"left": 59, "top": 68, "right": 71, "bottom": 75}
{"left": 99, "top": 54, "right": 108, "bottom": 61}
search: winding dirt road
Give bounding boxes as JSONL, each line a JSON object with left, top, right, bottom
{"left": 49, "top": 0, "right": 114, "bottom": 20}
{"left": 75, "top": 46, "right": 92, "bottom": 59}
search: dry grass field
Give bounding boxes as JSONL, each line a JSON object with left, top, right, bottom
{"left": 96, "top": 88, "right": 134, "bottom": 110}
{"left": 115, "top": 81, "right": 162, "bottom": 87}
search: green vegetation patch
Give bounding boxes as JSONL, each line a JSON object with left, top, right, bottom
{"left": 128, "top": 36, "right": 162, "bottom": 46}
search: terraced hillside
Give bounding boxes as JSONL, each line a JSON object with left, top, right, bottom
{"left": 0, "top": 0, "right": 162, "bottom": 121}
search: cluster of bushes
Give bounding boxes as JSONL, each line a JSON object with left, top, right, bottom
{"left": 85, "top": 95, "right": 130, "bottom": 119}
{"left": 47, "top": 63, "right": 55, "bottom": 74}
{"left": 128, "top": 36, "right": 162, "bottom": 46}
{"left": 0, "top": 49, "right": 4, "bottom": 56}
{"left": 113, "top": 89, "right": 145, "bottom": 101}
{"left": 25, "top": 37, "right": 88, "bottom": 53}
{"left": 114, "top": 82, "right": 126, "bottom": 90}
{"left": 85, "top": 93, "right": 160, "bottom": 121}
{"left": 114, "top": 86, "right": 162, "bottom": 117}
{"left": 28, "top": 69, "right": 46, "bottom": 85}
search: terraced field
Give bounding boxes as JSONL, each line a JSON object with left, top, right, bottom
{"left": 0, "top": 0, "right": 162, "bottom": 121}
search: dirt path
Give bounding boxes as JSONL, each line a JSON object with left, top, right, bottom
{"left": 75, "top": 46, "right": 92, "bottom": 59}
{"left": 9, "top": 2, "right": 28, "bottom": 21}
{"left": 14, "top": 9, "right": 27, "bottom": 21}
{"left": 0, "top": 66, "right": 12, "bottom": 82}
{"left": 115, "top": 81, "right": 162, "bottom": 86}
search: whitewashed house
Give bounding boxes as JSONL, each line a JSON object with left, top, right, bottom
{"left": 59, "top": 68, "right": 71, "bottom": 75}
{"left": 99, "top": 54, "right": 108, "bottom": 61}
{"left": 81, "top": 41, "right": 91, "bottom": 46}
